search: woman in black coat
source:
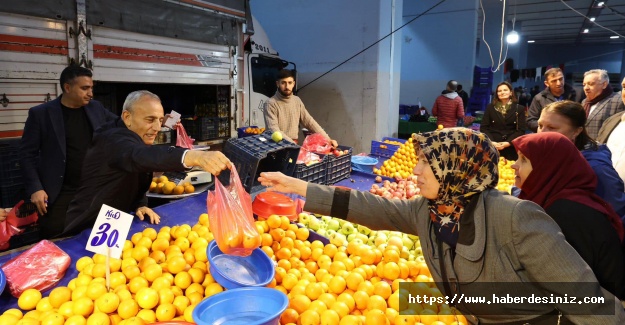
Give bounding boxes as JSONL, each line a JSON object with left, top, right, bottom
{"left": 480, "top": 81, "right": 527, "bottom": 160}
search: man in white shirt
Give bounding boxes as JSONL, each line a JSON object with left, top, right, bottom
{"left": 597, "top": 77, "right": 625, "bottom": 185}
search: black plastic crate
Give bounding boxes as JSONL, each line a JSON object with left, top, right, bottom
{"left": 221, "top": 132, "right": 300, "bottom": 193}
{"left": 1, "top": 183, "right": 26, "bottom": 208}
{"left": 325, "top": 145, "right": 353, "bottom": 185}
{"left": 294, "top": 156, "right": 328, "bottom": 185}
{"left": 180, "top": 118, "right": 201, "bottom": 142}
{"left": 0, "top": 139, "right": 21, "bottom": 179}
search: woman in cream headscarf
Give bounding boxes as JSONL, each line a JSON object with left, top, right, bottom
{"left": 259, "top": 128, "right": 624, "bottom": 324}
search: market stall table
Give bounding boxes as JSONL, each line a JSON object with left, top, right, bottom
{"left": 0, "top": 167, "right": 380, "bottom": 310}
{"left": 0, "top": 193, "right": 209, "bottom": 311}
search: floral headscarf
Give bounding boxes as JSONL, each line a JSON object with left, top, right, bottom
{"left": 412, "top": 128, "right": 499, "bottom": 246}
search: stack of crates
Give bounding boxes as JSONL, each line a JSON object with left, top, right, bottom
{"left": 0, "top": 139, "right": 25, "bottom": 208}
{"left": 467, "top": 66, "right": 494, "bottom": 115}
{"left": 221, "top": 132, "right": 300, "bottom": 193}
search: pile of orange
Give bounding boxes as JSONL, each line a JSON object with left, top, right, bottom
{"left": 374, "top": 138, "right": 418, "bottom": 179}
{"left": 496, "top": 157, "right": 516, "bottom": 193}
{"left": 2, "top": 212, "right": 468, "bottom": 325}
{"left": 148, "top": 175, "right": 195, "bottom": 195}
{"left": 244, "top": 127, "right": 266, "bottom": 135}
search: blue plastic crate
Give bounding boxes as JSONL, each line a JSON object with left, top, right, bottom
{"left": 326, "top": 145, "right": 353, "bottom": 185}
{"left": 237, "top": 125, "right": 258, "bottom": 138}
{"left": 221, "top": 132, "right": 300, "bottom": 193}
{"left": 370, "top": 137, "right": 406, "bottom": 158}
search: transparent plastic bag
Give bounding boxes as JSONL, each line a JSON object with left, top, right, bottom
{"left": 176, "top": 124, "right": 195, "bottom": 150}
{"left": 207, "top": 166, "right": 260, "bottom": 256}
{"left": 1, "top": 240, "right": 71, "bottom": 297}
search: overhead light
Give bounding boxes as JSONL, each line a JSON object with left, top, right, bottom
{"left": 583, "top": 29, "right": 589, "bottom": 33}
{"left": 589, "top": 17, "right": 596, "bottom": 22}
{"left": 610, "top": 35, "right": 620, "bottom": 39}
{"left": 597, "top": 2, "right": 605, "bottom": 7}
{"left": 506, "top": 30, "right": 520, "bottom": 44}
{"left": 527, "top": 40, "right": 535, "bottom": 43}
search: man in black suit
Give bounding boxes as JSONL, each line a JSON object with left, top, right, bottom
{"left": 19, "top": 65, "right": 117, "bottom": 239}
{"left": 61, "top": 90, "right": 231, "bottom": 236}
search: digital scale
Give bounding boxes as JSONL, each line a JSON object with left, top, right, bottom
{"left": 162, "top": 170, "right": 213, "bottom": 186}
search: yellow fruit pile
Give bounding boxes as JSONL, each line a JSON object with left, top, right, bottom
{"left": 2, "top": 213, "right": 468, "bottom": 325}
{"left": 382, "top": 139, "right": 404, "bottom": 146}
{"left": 257, "top": 215, "right": 468, "bottom": 325}
{"left": 373, "top": 138, "right": 418, "bottom": 179}
{"left": 148, "top": 175, "right": 194, "bottom": 195}
{"left": 497, "top": 157, "right": 516, "bottom": 193}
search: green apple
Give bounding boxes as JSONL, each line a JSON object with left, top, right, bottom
{"left": 327, "top": 219, "right": 340, "bottom": 231}
{"left": 271, "top": 131, "right": 283, "bottom": 142}
{"left": 321, "top": 216, "right": 332, "bottom": 224}
{"left": 316, "top": 228, "right": 327, "bottom": 237}
{"left": 298, "top": 213, "right": 311, "bottom": 226}
{"left": 325, "top": 229, "right": 337, "bottom": 238}
{"left": 357, "top": 225, "right": 371, "bottom": 235}
{"left": 347, "top": 233, "right": 358, "bottom": 242}
{"left": 401, "top": 235, "right": 414, "bottom": 250}
{"left": 329, "top": 232, "right": 347, "bottom": 247}
{"left": 355, "top": 233, "right": 369, "bottom": 243}
{"left": 308, "top": 216, "right": 320, "bottom": 231}
{"left": 340, "top": 222, "right": 355, "bottom": 236}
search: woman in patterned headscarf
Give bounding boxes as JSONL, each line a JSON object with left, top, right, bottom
{"left": 480, "top": 81, "right": 527, "bottom": 160}
{"left": 258, "top": 128, "right": 624, "bottom": 324}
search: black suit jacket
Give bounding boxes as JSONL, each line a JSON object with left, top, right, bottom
{"left": 62, "top": 119, "right": 188, "bottom": 236}
{"left": 19, "top": 96, "right": 117, "bottom": 204}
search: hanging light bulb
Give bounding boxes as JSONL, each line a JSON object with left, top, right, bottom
{"left": 506, "top": 30, "right": 519, "bottom": 44}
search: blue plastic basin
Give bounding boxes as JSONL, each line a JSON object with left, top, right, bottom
{"left": 207, "top": 240, "right": 275, "bottom": 289}
{"left": 351, "top": 156, "right": 379, "bottom": 173}
{"left": 0, "top": 268, "right": 5, "bottom": 294}
{"left": 193, "top": 287, "right": 288, "bottom": 325}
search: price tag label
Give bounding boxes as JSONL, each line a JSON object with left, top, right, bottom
{"left": 86, "top": 204, "right": 133, "bottom": 259}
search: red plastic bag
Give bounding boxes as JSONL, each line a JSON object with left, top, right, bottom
{"left": 0, "top": 220, "right": 22, "bottom": 251}
{"left": 176, "top": 124, "right": 195, "bottom": 150}
{"left": 1, "top": 240, "right": 71, "bottom": 297}
{"left": 301, "top": 133, "right": 332, "bottom": 155}
{"left": 207, "top": 166, "right": 260, "bottom": 256}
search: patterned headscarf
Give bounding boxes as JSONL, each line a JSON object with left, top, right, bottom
{"left": 412, "top": 128, "right": 499, "bottom": 246}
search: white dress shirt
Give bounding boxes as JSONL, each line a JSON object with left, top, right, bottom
{"left": 606, "top": 113, "right": 625, "bottom": 185}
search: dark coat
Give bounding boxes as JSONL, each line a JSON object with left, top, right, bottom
{"left": 545, "top": 199, "right": 625, "bottom": 300}
{"left": 62, "top": 119, "right": 187, "bottom": 236}
{"left": 19, "top": 96, "right": 117, "bottom": 204}
{"left": 480, "top": 103, "right": 527, "bottom": 160}
{"left": 526, "top": 84, "right": 577, "bottom": 132}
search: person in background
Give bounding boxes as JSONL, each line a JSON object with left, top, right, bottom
{"left": 537, "top": 100, "right": 625, "bottom": 218}
{"left": 480, "top": 81, "right": 527, "bottom": 160}
{"left": 527, "top": 68, "right": 576, "bottom": 132}
{"left": 456, "top": 84, "right": 469, "bottom": 112}
{"left": 19, "top": 65, "right": 118, "bottom": 239}
{"left": 432, "top": 80, "right": 464, "bottom": 128}
{"left": 597, "top": 76, "right": 625, "bottom": 187}
{"left": 264, "top": 69, "right": 337, "bottom": 146}
{"left": 259, "top": 128, "right": 625, "bottom": 324}
{"left": 511, "top": 132, "right": 625, "bottom": 299}
{"left": 61, "top": 90, "right": 231, "bottom": 237}
{"left": 581, "top": 69, "right": 625, "bottom": 139}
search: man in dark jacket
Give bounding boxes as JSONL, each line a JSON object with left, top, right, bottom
{"left": 19, "top": 65, "right": 117, "bottom": 239}
{"left": 527, "top": 68, "right": 576, "bottom": 132}
{"left": 61, "top": 90, "right": 231, "bottom": 237}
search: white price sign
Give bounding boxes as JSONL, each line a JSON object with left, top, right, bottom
{"left": 85, "top": 204, "right": 133, "bottom": 259}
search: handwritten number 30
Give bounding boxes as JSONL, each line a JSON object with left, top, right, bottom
{"left": 90, "top": 223, "right": 119, "bottom": 247}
